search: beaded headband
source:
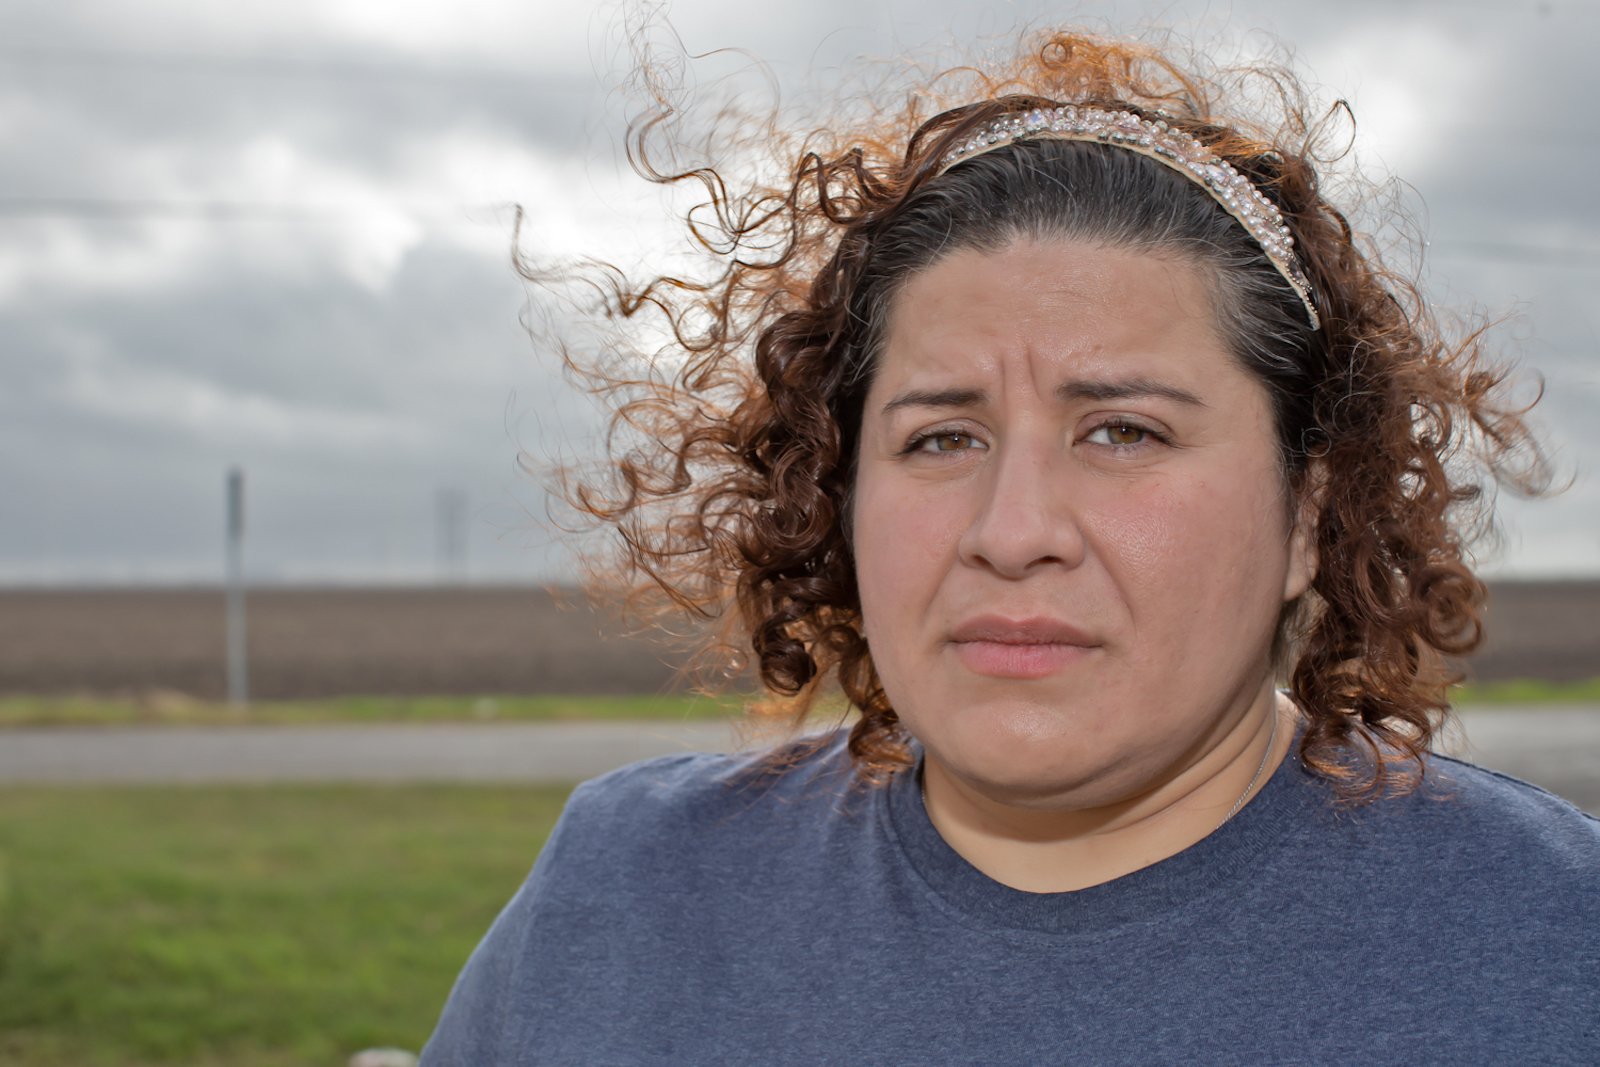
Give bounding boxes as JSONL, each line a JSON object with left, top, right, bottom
{"left": 937, "top": 106, "right": 1321, "bottom": 332}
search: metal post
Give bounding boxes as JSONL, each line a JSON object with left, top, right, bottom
{"left": 435, "top": 487, "right": 468, "bottom": 584}
{"left": 225, "top": 467, "right": 248, "bottom": 707}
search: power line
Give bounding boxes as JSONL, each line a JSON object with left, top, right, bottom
{"left": 0, "top": 45, "right": 559, "bottom": 86}
{"left": 0, "top": 197, "right": 333, "bottom": 221}
{"left": 0, "top": 197, "right": 514, "bottom": 225}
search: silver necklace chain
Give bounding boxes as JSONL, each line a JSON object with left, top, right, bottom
{"left": 1219, "top": 702, "right": 1280, "bottom": 828}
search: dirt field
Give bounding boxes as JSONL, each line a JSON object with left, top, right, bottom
{"left": 0, "top": 581, "right": 1594, "bottom": 700}
{"left": 0, "top": 587, "right": 685, "bottom": 700}
{"left": 1466, "top": 581, "right": 1600, "bottom": 683}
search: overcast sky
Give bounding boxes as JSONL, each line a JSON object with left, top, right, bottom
{"left": 2, "top": 0, "right": 1595, "bottom": 585}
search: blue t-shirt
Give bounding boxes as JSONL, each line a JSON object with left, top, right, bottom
{"left": 423, "top": 734, "right": 1600, "bottom": 1065}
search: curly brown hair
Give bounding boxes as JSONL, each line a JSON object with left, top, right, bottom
{"left": 540, "top": 29, "right": 1547, "bottom": 797}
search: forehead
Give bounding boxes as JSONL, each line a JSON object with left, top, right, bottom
{"left": 874, "top": 240, "right": 1232, "bottom": 392}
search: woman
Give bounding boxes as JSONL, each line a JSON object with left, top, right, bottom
{"left": 424, "top": 30, "right": 1598, "bottom": 1064}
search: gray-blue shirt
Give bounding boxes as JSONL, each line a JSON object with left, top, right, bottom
{"left": 423, "top": 734, "right": 1600, "bottom": 1065}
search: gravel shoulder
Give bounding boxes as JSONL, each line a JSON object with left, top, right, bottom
{"left": 0, "top": 720, "right": 747, "bottom": 785}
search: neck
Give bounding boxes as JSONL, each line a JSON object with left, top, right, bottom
{"left": 920, "top": 684, "right": 1292, "bottom": 893}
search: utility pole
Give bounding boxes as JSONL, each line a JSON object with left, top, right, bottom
{"left": 435, "top": 486, "right": 468, "bottom": 584}
{"left": 225, "top": 467, "right": 248, "bottom": 707}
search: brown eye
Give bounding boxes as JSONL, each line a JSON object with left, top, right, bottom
{"left": 1105, "top": 425, "right": 1145, "bottom": 445}
{"left": 931, "top": 432, "right": 975, "bottom": 451}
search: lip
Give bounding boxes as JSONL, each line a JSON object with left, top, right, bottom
{"left": 948, "top": 614, "right": 1099, "bottom": 679}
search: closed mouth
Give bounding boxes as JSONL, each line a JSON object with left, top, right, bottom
{"left": 948, "top": 615, "right": 1099, "bottom": 679}
{"left": 949, "top": 615, "right": 1098, "bottom": 647}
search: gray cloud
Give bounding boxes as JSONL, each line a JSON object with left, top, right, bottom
{"left": 1, "top": 0, "right": 1595, "bottom": 583}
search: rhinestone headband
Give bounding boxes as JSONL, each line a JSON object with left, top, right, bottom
{"left": 937, "top": 106, "right": 1321, "bottom": 332}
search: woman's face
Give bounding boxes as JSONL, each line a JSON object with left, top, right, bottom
{"left": 852, "top": 240, "right": 1315, "bottom": 810}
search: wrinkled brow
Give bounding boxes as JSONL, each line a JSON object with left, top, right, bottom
{"left": 879, "top": 380, "right": 1204, "bottom": 414}
{"left": 1057, "top": 378, "right": 1205, "bottom": 406}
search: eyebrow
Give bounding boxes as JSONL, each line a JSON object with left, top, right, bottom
{"left": 880, "top": 388, "right": 987, "bottom": 414}
{"left": 1057, "top": 378, "right": 1206, "bottom": 406}
{"left": 879, "top": 379, "right": 1205, "bottom": 415}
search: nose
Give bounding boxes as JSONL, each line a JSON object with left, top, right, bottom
{"left": 957, "top": 435, "right": 1086, "bottom": 579}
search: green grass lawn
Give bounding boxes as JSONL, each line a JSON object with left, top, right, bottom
{"left": 0, "top": 784, "right": 572, "bottom": 1066}
{"left": 1450, "top": 677, "right": 1600, "bottom": 705}
{"left": 0, "top": 692, "right": 751, "bottom": 728}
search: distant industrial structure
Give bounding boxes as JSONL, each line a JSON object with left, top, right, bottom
{"left": 434, "top": 486, "right": 469, "bottom": 584}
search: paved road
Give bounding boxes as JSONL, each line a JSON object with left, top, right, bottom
{"left": 0, "top": 720, "right": 747, "bottom": 785}
{"left": 1444, "top": 707, "right": 1600, "bottom": 814}
{"left": 0, "top": 707, "right": 1596, "bottom": 814}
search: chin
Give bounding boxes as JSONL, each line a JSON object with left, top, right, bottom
{"left": 917, "top": 695, "right": 1131, "bottom": 798}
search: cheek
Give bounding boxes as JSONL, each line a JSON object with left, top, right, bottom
{"left": 851, "top": 472, "right": 969, "bottom": 638}
{"left": 1082, "top": 464, "right": 1290, "bottom": 629}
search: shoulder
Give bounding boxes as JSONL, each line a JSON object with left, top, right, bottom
{"left": 421, "top": 731, "right": 867, "bottom": 1064}
{"left": 1416, "top": 755, "right": 1600, "bottom": 865}
{"left": 1302, "top": 752, "right": 1600, "bottom": 897}
{"left": 529, "top": 729, "right": 870, "bottom": 897}
{"left": 559, "top": 728, "right": 863, "bottom": 842}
